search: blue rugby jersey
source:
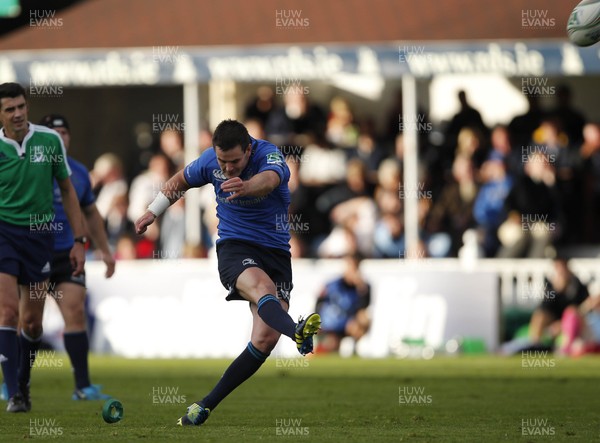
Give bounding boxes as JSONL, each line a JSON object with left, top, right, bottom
{"left": 52, "top": 157, "right": 95, "bottom": 250}
{"left": 184, "top": 137, "right": 291, "bottom": 251}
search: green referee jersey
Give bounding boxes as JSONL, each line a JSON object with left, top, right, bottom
{"left": 0, "top": 123, "right": 71, "bottom": 226}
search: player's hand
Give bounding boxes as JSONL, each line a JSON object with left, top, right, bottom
{"left": 70, "top": 242, "right": 86, "bottom": 276}
{"left": 102, "top": 250, "right": 116, "bottom": 278}
{"left": 135, "top": 211, "right": 157, "bottom": 235}
{"left": 221, "top": 177, "right": 247, "bottom": 201}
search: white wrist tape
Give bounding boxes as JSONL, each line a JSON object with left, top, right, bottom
{"left": 147, "top": 192, "right": 171, "bottom": 217}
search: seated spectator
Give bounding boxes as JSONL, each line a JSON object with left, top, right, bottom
{"left": 533, "top": 118, "right": 584, "bottom": 243}
{"left": 294, "top": 134, "right": 349, "bottom": 254}
{"left": 324, "top": 197, "right": 377, "bottom": 258}
{"left": 489, "top": 124, "right": 521, "bottom": 177}
{"left": 243, "top": 118, "right": 266, "bottom": 140}
{"left": 496, "top": 152, "right": 560, "bottom": 258}
{"left": 90, "top": 153, "right": 128, "bottom": 220}
{"left": 425, "top": 155, "right": 478, "bottom": 256}
{"left": 473, "top": 155, "right": 513, "bottom": 257}
{"left": 115, "top": 233, "right": 138, "bottom": 260}
{"left": 104, "top": 193, "right": 134, "bottom": 251}
{"left": 315, "top": 158, "right": 371, "bottom": 216}
{"left": 580, "top": 123, "right": 600, "bottom": 242}
{"left": 315, "top": 253, "right": 371, "bottom": 354}
{"left": 373, "top": 212, "right": 404, "bottom": 258}
{"left": 317, "top": 223, "right": 359, "bottom": 258}
{"left": 371, "top": 159, "right": 402, "bottom": 257}
{"left": 265, "top": 88, "right": 326, "bottom": 146}
{"left": 159, "top": 198, "right": 185, "bottom": 258}
{"left": 348, "top": 124, "right": 388, "bottom": 186}
{"left": 455, "top": 126, "right": 489, "bottom": 171}
{"left": 127, "top": 153, "right": 172, "bottom": 223}
{"left": 326, "top": 96, "right": 359, "bottom": 149}
{"left": 297, "top": 135, "right": 347, "bottom": 187}
{"left": 159, "top": 129, "right": 185, "bottom": 169}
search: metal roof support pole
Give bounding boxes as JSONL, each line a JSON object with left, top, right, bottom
{"left": 183, "top": 81, "right": 201, "bottom": 247}
{"left": 402, "top": 74, "right": 419, "bottom": 259}
{"left": 208, "top": 79, "right": 237, "bottom": 130}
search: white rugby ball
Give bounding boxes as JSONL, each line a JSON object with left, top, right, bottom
{"left": 567, "top": 0, "right": 600, "bottom": 46}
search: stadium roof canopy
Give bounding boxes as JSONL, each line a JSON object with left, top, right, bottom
{"left": 1, "top": 0, "right": 599, "bottom": 86}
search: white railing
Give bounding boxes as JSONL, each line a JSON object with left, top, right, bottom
{"left": 382, "top": 258, "right": 600, "bottom": 309}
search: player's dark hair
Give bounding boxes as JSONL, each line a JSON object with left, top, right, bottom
{"left": 212, "top": 119, "right": 251, "bottom": 152}
{"left": 0, "top": 83, "right": 27, "bottom": 109}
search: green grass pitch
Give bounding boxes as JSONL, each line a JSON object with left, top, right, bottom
{"left": 2, "top": 354, "right": 600, "bottom": 442}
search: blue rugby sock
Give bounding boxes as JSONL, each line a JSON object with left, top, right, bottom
{"left": 256, "top": 294, "right": 295, "bottom": 339}
{"left": 0, "top": 327, "right": 19, "bottom": 398}
{"left": 18, "top": 329, "right": 42, "bottom": 390}
{"left": 64, "top": 331, "right": 91, "bottom": 389}
{"left": 200, "top": 342, "right": 269, "bottom": 410}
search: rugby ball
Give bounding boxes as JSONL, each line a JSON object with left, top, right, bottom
{"left": 567, "top": 0, "right": 600, "bottom": 46}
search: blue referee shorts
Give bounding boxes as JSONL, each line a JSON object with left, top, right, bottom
{"left": 0, "top": 219, "right": 53, "bottom": 285}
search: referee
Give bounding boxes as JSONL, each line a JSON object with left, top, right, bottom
{"left": 0, "top": 83, "right": 85, "bottom": 413}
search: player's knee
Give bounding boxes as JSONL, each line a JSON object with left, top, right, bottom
{"left": 253, "top": 332, "right": 280, "bottom": 354}
{"left": 63, "top": 304, "right": 86, "bottom": 329}
{"left": 254, "top": 278, "right": 277, "bottom": 298}
{"left": 21, "top": 318, "right": 43, "bottom": 338}
{"left": 0, "top": 304, "right": 19, "bottom": 327}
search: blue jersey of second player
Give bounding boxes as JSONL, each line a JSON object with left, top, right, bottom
{"left": 53, "top": 157, "right": 95, "bottom": 251}
{"left": 184, "top": 137, "right": 291, "bottom": 251}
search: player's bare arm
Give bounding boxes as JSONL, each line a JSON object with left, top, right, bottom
{"left": 57, "top": 177, "right": 86, "bottom": 276}
{"left": 83, "top": 203, "right": 115, "bottom": 278}
{"left": 222, "top": 170, "right": 280, "bottom": 201}
{"left": 135, "top": 169, "right": 191, "bottom": 235}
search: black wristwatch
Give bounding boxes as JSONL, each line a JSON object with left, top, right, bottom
{"left": 74, "top": 236, "right": 88, "bottom": 244}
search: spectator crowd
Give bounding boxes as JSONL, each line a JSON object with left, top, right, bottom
{"left": 85, "top": 84, "right": 600, "bottom": 261}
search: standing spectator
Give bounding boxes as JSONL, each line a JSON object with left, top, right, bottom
{"left": 244, "top": 86, "right": 276, "bottom": 128}
{"left": 548, "top": 84, "right": 586, "bottom": 146}
{"left": 508, "top": 94, "right": 545, "bottom": 149}
{"left": 444, "top": 90, "right": 488, "bottom": 156}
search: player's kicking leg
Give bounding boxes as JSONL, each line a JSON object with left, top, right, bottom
{"left": 53, "top": 280, "right": 110, "bottom": 400}
{"left": 236, "top": 267, "right": 321, "bottom": 355}
{"left": 178, "top": 299, "right": 285, "bottom": 426}
{"left": 177, "top": 267, "right": 320, "bottom": 426}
